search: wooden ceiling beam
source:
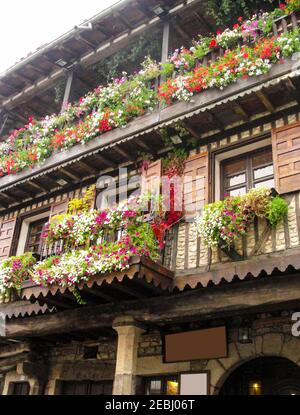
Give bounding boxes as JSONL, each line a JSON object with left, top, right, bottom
{"left": 193, "top": 11, "right": 214, "bottom": 33}
{"left": 182, "top": 120, "right": 201, "bottom": 139}
{"left": 93, "top": 23, "right": 113, "bottom": 38}
{"left": 285, "top": 78, "right": 300, "bottom": 104}
{"left": 135, "top": 139, "right": 157, "bottom": 156}
{"left": 110, "top": 282, "right": 147, "bottom": 299}
{"left": 233, "top": 103, "right": 250, "bottom": 121}
{"left": 77, "top": 160, "right": 99, "bottom": 176}
{"left": 93, "top": 153, "right": 117, "bottom": 169}
{"left": 82, "top": 287, "right": 115, "bottom": 302}
{"left": 134, "top": 1, "right": 153, "bottom": 18}
{"left": 256, "top": 90, "right": 275, "bottom": 113}
{"left": 208, "top": 111, "right": 224, "bottom": 131}
{"left": 113, "top": 146, "right": 135, "bottom": 162}
{"left": 75, "top": 34, "right": 98, "bottom": 50}
{"left": 25, "top": 63, "right": 48, "bottom": 77}
{"left": 15, "top": 187, "right": 35, "bottom": 199}
{"left": 114, "top": 12, "right": 132, "bottom": 29}
{"left": 171, "top": 20, "right": 191, "bottom": 43}
{"left": 58, "top": 167, "right": 81, "bottom": 182}
{"left": 27, "top": 180, "right": 47, "bottom": 194}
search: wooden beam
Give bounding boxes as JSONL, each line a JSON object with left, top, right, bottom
{"left": 61, "top": 71, "right": 74, "bottom": 112}
{"left": 82, "top": 287, "right": 115, "bottom": 303}
{"left": 110, "top": 282, "right": 147, "bottom": 299}
{"left": 256, "top": 90, "right": 275, "bottom": 113}
{"left": 75, "top": 35, "right": 97, "bottom": 50}
{"left": 25, "top": 63, "right": 48, "bottom": 77}
{"left": 113, "top": 146, "right": 134, "bottom": 162}
{"left": 134, "top": 139, "right": 157, "bottom": 156}
{"left": 6, "top": 273, "right": 300, "bottom": 338}
{"left": 193, "top": 11, "right": 214, "bottom": 32}
{"left": 233, "top": 103, "right": 250, "bottom": 121}
{"left": 1, "top": 192, "right": 19, "bottom": 204}
{"left": 93, "top": 153, "right": 117, "bottom": 169}
{"left": 161, "top": 21, "right": 170, "bottom": 64}
{"left": 114, "top": 12, "right": 132, "bottom": 29}
{"left": 28, "top": 179, "right": 49, "bottom": 194}
{"left": 77, "top": 160, "right": 99, "bottom": 176}
{"left": 172, "top": 20, "right": 191, "bottom": 44}
{"left": 59, "top": 167, "right": 81, "bottom": 182}
{"left": 182, "top": 120, "right": 201, "bottom": 139}
{"left": 208, "top": 111, "right": 224, "bottom": 131}
{"left": 285, "top": 78, "right": 300, "bottom": 104}
{"left": 0, "top": 113, "right": 9, "bottom": 136}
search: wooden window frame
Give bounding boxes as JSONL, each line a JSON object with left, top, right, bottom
{"left": 220, "top": 146, "right": 274, "bottom": 198}
{"left": 24, "top": 217, "right": 49, "bottom": 255}
{"left": 11, "top": 206, "right": 51, "bottom": 256}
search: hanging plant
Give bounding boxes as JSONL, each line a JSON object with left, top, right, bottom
{"left": 205, "top": 0, "right": 277, "bottom": 27}
{"left": 196, "top": 187, "right": 289, "bottom": 248}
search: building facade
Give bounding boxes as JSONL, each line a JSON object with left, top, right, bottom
{"left": 0, "top": 0, "right": 300, "bottom": 395}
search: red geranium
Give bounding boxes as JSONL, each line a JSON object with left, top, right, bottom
{"left": 209, "top": 38, "right": 218, "bottom": 49}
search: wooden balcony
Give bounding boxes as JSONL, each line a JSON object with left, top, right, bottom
{"left": 20, "top": 256, "right": 174, "bottom": 311}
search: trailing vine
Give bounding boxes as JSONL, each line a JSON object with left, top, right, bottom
{"left": 205, "top": 0, "right": 277, "bottom": 27}
{"left": 92, "top": 30, "right": 162, "bottom": 83}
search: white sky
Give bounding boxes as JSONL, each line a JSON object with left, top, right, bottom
{"left": 0, "top": 0, "right": 119, "bottom": 74}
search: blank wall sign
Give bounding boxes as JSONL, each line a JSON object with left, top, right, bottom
{"left": 180, "top": 373, "right": 208, "bottom": 395}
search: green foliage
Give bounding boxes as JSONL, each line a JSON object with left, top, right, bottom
{"left": 163, "top": 148, "right": 188, "bottom": 177}
{"left": 266, "top": 196, "right": 289, "bottom": 227}
{"left": 197, "top": 188, "right": 289, "bottom": 248}
{"left": 192, "top": 36, "right": 212, "bottom": 60}
{"left": 286, "top": 0, "right": 300, "bottom": 14}
{"left": 92, "top": 31, "right": 162, "bottom": 83}
{"left": 161, "top": 62, "right": 175, "bottom": 78}
{"left": 205, "top": 0, "right": 277, "bottom": 27}
{"left": 0, "top": 252, "right": 36, "bottom": 299}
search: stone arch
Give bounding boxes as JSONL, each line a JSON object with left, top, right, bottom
{"left": 204, "top": 332, "right": 300, "bottom": 395}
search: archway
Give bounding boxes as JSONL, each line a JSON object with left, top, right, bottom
{"left": 219, "top": 357, "right": 300, "bottom": 395}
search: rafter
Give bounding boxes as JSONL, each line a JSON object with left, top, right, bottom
{"left": 93, "top": 153, "right": 117, "bottom": 169}
{"left": 256, "top": 90, "right": 275, "bottom": 113}
{"left": 233, "top": 103, "right": 250, "bottom": 121}
{"left": 113, "top": 146, "right": 135, "bottom": 162}
{"left": 181, "top": 120, "right": 201, "bottom": 139}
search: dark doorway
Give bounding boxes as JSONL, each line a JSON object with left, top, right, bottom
{"left": 220, "top": 357, "right": 300, "bottom": 395}
{"left": 10, "top": 382, "right": 30, "bottom": 395}
{"left": 60, "top": 380, "right": 113, "bottom": 395}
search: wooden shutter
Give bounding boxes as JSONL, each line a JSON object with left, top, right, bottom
{"left": 183, "top": 152, "right": 209, "bottom": 220}
{"left": 0, "top": 217, "right": 17, "bottom": 260}
{"left": 49, "top": 199, "right": 69, "bottom": 219}
{"left": 272, "top": 122, "right": 300, "bottom": 194}
{"left": 141, "top": 159, "right": 162, "bottom": 197}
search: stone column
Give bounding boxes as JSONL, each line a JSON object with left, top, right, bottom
{"left": 112, "top": 316, "right": 145, "bottom": 395}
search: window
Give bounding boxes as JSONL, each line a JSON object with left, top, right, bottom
{"left": 144, "top": 376, "right": 179, "bottom": 395}
{"left": 60, "top": 380, "right": 113, "bottom": 395}
{"left": 221, "top": 147, "right": 274, "bottom": 197}
{"left": 10, "top": 382, "right": 30, "bottom": 395}
{"left": 83, "top": 345, "right": 99, "bottom": 360}
{"left": 24, "top": 217, "right": 49, "bottom": 254}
